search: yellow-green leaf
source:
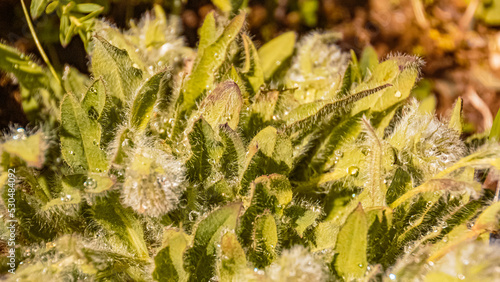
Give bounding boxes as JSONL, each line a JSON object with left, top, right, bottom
{"left": 258, "top": 31, "right": 296, "bottom": 81}
{"left": 334, "top": 203, "right": 368, "bottom": 280}
{"left": 91, "top": 36, "right": 143, "bottom": 102}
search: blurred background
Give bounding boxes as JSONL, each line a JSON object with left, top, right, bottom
{"left": 1, "top": 0, "right": 500, "bottom": 136}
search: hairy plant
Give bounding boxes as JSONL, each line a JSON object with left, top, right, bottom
{"left": 1, "top": 5, "right": 500, "bottom": 282}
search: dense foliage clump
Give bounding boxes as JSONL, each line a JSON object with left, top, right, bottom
{"left": 1, "top": 5, "right": 500, "bottom": 281}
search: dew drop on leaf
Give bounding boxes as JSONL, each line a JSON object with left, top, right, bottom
{"left": 13, "top": 127, "right": 27, "bottom": 140}
{"left": 188, "top": 210, "right": 200, "bottom": 221}
{"left": 84, "top": 178, "right": 97, "bottom": 189}
{"left": 347, "top": 166, "right": 359, "bottom": 176}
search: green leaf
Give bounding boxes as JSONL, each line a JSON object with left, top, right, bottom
{"left": 293, "top": 208, "right": 321, "bottom": 237}
{"left": 359, "top": 117, "right": 386, "bottom": 207}
{"left": 153, "top": 229, "right": 189, "bottom": 282}
{"left": 83, "top": 173, "right": 115, "bottom": 194}
{"left": 186, "top": 118, "right": 223, "bottom": 187}
{"left": 186, "top": 203, "right": 242, "bottom": 281}
{"left": 93, "top": 195, "right": 149, "bottom": 258}
{"left": 258, "top": 31, "right": 296, "bottom": 81}
{"left": 291, "top": 111, "right": 366, "bottom": 181}
{"left": 240, "top": 126, "right": 293, "bottom": 193}
{"left": 390, "top": 179, "right": 480, "bottom": 209}
{"left": 1, "top": 131, "right": 47, "bottom": 169}
{"left": 299, "top": 0, "right": 319, "bottom": 27}
{"left": 110, "top": 127, "right": 132, "bottom": 166}
{"left": 219, "top": 123, "right": 246, "bottom": 180}
{"left": 91, "top": 36, "right": 143, "bottom": 102}
{"left": 191, "top": 81, "right": 243, "bottom": 131}
{"left": 81, "top": 79, "right": 106, "bottom": 121}
{"left": 334, "top": 203, "right": 368, "bottom": 280}
{"left": 129, "top": 71, "right": 166, "bottom": 133}
{"left": 427, "top": 200, "right": 500, "bottom": 262}
{"left": 490, "top": 106, "right": 500, "bottom": 142}
{"left": 337, "top": 63, "right": 354, "bottom": 98}
{"left": 239, "top": 174, "right": 292, "bottom": 246}
{"left": 197, "top": 12, "right": 217, "bottom": 55}
{"left": 46, "top": 1, "right": 59, "bottom": 14}
{"left": 212, "top": 0, "right": 245, "bottom": 14}
{"left": 63, "top": 66, "right": 90, "bottom": 101}
{"left": 241, "top": 33, "right": 264, "bottom": 96}
{"left": 359, "top": 45, "right": 379, "bottom": 79}
{"left": 30, "top": 0, "right": 50, "bottom": 19}
{"left": 179, "top": 13, "right": 245, "bottom": 114}
{"left": 0, "top": 42, "right": 50, "bottom": 91}
{"left": 74, "top": 3, "right": 103, "bottom": 13}
{"left": 417, "top": 95, "right": 437, "bottom": 114}
{"left": 41, "top": 175, "right": 82, "bottom": 210}
{"left": 243, "top": 90, "right": 279, "bottom": 138}
{"left": 60, "top": 84, "right": 108, "bottom": 173}
{"left": 217, "top": 232, "right": 247, "bottom": 281}
{"left": 474, "top": 201, "right": 500, "bottom": 232}
{"left": 212, "top": 0, "right": 232, "bottom": 13}
{"left": 250, "top": 213, "right": 278, "bottom": 267}
{"left": 351, "top": 60, "right": 419, "bottom": 115}
{"left": 284, "top": 84, "right": 391, "bottom": 137}
{"left": 449, "top": 97, "right": 463, "bottom": 133}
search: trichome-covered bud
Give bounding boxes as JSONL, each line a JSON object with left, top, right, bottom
{"left": 122, "top": 140, "right": 185, "bottom": 217}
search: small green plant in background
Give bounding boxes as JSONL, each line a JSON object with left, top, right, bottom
{"left": 1, "top": 3, "right": 500, "bottom": 281}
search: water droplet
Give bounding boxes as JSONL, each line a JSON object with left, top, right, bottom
{"left": 84, "top": 178, "right": 97, "bottom": 189}
{"left": 13, "top": 64, "right": 19, "bottom": 69}
{"left": 409, "top": 215, "right": 416, "bottom": 226}
{"left": 122, "top": 139, "right": 131, "bottom": 147}
{"left": 179, "top": 199, "right": 188, "bottom": 208}
{"left": 189, "top": 211, "right": 200, "bottom": 221}
{"left": 69, "top": 151, "right": 75, "bottom": 155}
{"left": 347, "top": 166, "right": 359, "bottom": 176}
{"left": 358, "top": 263, "right": 364, "bottom": 268}
{"left": 457, "top": 274, "right": 465, "bottom": 280}
{"left": 13, "top": 127, "right": 27, "bottom": 140}
{"left": 389, "top": 273, "right": 396, "bottom": 280}
{"left": 394, "top": 90, "right": 402, "bottom": 98}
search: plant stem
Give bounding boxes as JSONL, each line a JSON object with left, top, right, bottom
{"left": 20, "top": 0, "right": 63, "bottom": 88}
